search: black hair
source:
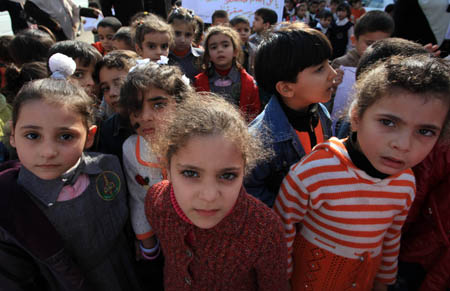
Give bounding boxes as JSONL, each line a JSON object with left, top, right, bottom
{"left": 212, "top": 10, "right": 229, "bottom": 23}
{"left": 94, "top": 50, "right": 138, "bottom": 83}
{"left": 8, "top": 29, "right": 55, "bottom": 66}
{"left": 167, "top": 7, "right": 195, "bottom": 29}
{"left": 112, "top": 27, "right": 134, "bottom": 49}
{"left": 354, "top": 10, "right": 394, "bottom": 39}
{"left": 0, "top": 35, "right": 13, "bottom": 63}
{"left": 48, "top": 40, "right": 102, "bottom": 68}
{"left": 356, "top": 37, "right": 429, "bottom": 79}
{"left": 317, "top": 9, "right": 333, "bottom": 20}
{"left": 230, "top": 15, "right": 250, "bottom": 27}
{"left": 12, "top": 78, "right": 95, "bottom": 129}
{"left": 97, "top": 16, "right": 122, "bottom": 32}
{"left": 2, "top": 61, "right": 48, "bottom": 104}
{"left": 255, "top": 8, "right": 278, "bottom": 25}
{"left": 119, "top": 62, "right": 193, "bottom": 119}
{"left": 336, "top": 2, "right": 351, "bottom": 17}
{"left": 255, "top": 27, "right": 332, "bottom": 95}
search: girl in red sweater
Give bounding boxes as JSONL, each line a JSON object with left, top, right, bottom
{"left": 144, "top": 93, "right": 288, "bottom": 290}
{"left": 194, "top": 26, "right": 261, "bottom": 122}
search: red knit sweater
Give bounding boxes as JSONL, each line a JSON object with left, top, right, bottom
{"left": 145, "top": 180, "right": 289, "bottom": 291}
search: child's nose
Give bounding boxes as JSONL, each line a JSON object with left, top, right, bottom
{"left": 197, "top": 182, "right": 220, "bottom": 203}
{"left": 40, "top": 143, "right": 58, "bottom": 159}
{"left": 391, "top": 132, "right": 412, "bottom": 152}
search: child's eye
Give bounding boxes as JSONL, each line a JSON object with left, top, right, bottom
{"left": 73, "top": 71, "right": 84, "bottom": 79}
{"left": 147, "top": 44, "right": 156, "bottom": 49}
{"left": 153, "top": 102, "right": 167, "bottom": 110}
{"left": 182, "top": 170, "right": 198, "bottom": 178}
{"left": 418, "top": 128, "right": 436, "bottom": 137}
{"left": 59, "top": 133, "right": 74, "bottom": 141}
{"left": 316, "top": 65, "right": 324, "bottom": 72}
{"left": 175, "top": 31, "right": 182, "bottom": 37}
{"left": 107, "top": 35, "right": 113, "bottom": 40}
{"left": 185, "top": 33, "right": 193, "bottom": 38}
{"left": 210, "top": 45, "right": 217, "bottom": 50}
{"left": 100, "top": 86, "right": 109, "bottom": 94}
{"left": 161, "top": 43, "right": 169, "bottom": 49}
{"left": 24, "top": 132, "right": 39, "bottom": 140}
{"left": 380, "top": 119, "right": 395, "bottom": 127}
{"left": 220, "top": 172, "right": 237, "bottom": 181}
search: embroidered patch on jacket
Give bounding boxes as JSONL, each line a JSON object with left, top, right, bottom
{"left": 96, "top": 171, "right": 121, "bottom": 200}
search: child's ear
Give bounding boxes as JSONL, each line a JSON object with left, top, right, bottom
{"left": 350, "top": 34, "right": 357, "bottom": 46}
{"left": 84, "top": 125, "right": 98, "bottom": 149}
{"left": 135, "top": 43, "right": 143, "bottom": 56}
{"left": 349, "top": 106, "right": 360, "bottom": 132}
{"left": 9, "top": 122, "right": 16, "bottom": 148}
{"left": 275, "top": 81, "right": 295, "bottom": 98}
{"left": 263, "top": 22, "right": 271, "bottom": 31}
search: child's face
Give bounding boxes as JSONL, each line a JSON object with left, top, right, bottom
{"left": 282, "top": 60, "right": 337, "bottom": 110}
{"left": 208, "top": 33, "right": 236, "bottom": 70}
{"left": 129, "top": 86, "right": 176, "bottom": 140}
{"left": 10, "top": 100, "right": 95, "bottom": 180}
{"left": 309, "top": 2, "right": 319, "bottom": 13}
{"left": 297, "top": 5, "right": 308, "bottom": 18}
{"left": 168, "top": 134, "right": 244, "bottom": 229}
{"left": 171, "top": 19, "right": 195, "bottom": 52}
{"left": 319, "top": 16, "right": 333, "bottom": 28}
{"left": 351, "top": 92, "right": 449, "bottom": 175}
{"left": 285, "top": 0, "right": 295, "bottom": 10}
{"left": 252, "top": 15, "right": 265, "bottom": 33}
{"left": 112, "top": 39, "right": 134, "bottom": 51}
{"left": 352, "top": 31, "right": 391, "bottom": 56}
{"left": 352, "top": 1, "right": 362, "bottom": 9}
{"left": 97, "top": 26, "right": 116, "bottom": 53}
{"left": 212, "top": 17, "right": 229, "bottom": 26}
{"left": 337, "top": 9, "right": 348, "bottom": 20}
{"left": 136, "top": 32, "right": 170, "bottom": 62}
{"left": 70, "top": 59, "right": 96, "bottom": 98}
{"left": 99, "top": 67, "right": 127, "bottom": 113}
{"left": 233, "top": 23, "right": 251, "bottom": 43}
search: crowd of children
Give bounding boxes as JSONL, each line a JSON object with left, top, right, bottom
{"left": 0, "top": 1, "right": 449, "bottom": 290}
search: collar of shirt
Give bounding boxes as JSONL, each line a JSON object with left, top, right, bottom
{"left": 18, "top": 153, "right": 103, "bottom": 207}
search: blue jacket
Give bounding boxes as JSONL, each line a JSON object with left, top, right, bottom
{"left": 244, "top": 96, "right": 332, "bottom": 207}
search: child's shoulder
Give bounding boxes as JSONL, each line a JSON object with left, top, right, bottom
{"left": 122, "top": 134, "right": 138, "bottom": 151}
{"left": 83, "top": 152, "right": 122, "bottom": 173}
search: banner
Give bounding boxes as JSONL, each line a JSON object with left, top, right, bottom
{"left": 183, "top": 0, "right": 283, "bottom": 24}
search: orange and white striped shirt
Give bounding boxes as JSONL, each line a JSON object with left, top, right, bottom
{"left": 274, "top": 138, "right": 415, "bottom": 285}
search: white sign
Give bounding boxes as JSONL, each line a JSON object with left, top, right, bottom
{"left": 183, "top": 0, "right": 283, "bottom": 25}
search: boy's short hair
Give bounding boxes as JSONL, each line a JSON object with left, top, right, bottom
{"left": 255, "top": 8, "right": 278, "bottom": 25}
{"left": 97, "top": 16, "right": 122, "bottom": 32}
{"left": 317, "top": 9, "right": 333, "bottom": 20}
{"left": 356, "top": 37, "right": 429, "bottom": 79}
{"left": 230, "top": 15, "right": 250, "bottom": 27}
{"left": 212, "top": 10, "right": 229, "bottom": 22}
{"left": 354, "top": 10, "right": 395, "bottom": 39}
{"left": 0, "top": 35, "right": 13, "bottom": 63}
{"left": 48, "top": 40, "right": 102, "bottom": 67}
{"left": 8, "top": 29, "right": 55, "bottom": 66}
{"left": 112, "top": 27, "right": 134, "bottom": 48}
{"left": 94, "top": 50, "right": 138, "bottom": 82}
{"left": 255, "top": 27, "right": 332, "bottom": 95}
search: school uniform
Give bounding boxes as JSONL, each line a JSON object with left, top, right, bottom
{"left": 0, "top": 153, "right": 142, "bottom": 290}
{"left": 330, "top": 18, "right": 354, "bottom": 59}
{"left": 194, "top": 66, "right": 261, "bottom": 122}
{"left": 169, "top": 46, "right": 203, "bottom": 83}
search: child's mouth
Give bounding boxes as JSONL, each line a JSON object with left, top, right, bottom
{"left": 381, "top": 156, "right": 405, "bottom": 169}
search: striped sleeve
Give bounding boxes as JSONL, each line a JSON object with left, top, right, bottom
{"left": 274, "top": 162, "right": 311, "bottom": 277}
{"left": 375, "top": 182, "right": 416, "bottom": 285}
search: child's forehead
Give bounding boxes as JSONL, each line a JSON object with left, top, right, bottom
{"left": 74, "top": 58, "right": 95, "bottom": 70}
{"left": 97, "top": 26, "right": 116, "bottom": 34}
{"left": 171, "top": 19, "right": 195, "bottom": 32}
{"left": 233, "top": 22, "right": 250, "bottom": 28}
{"left": 99, "top": 66, "right": 127, "bottom": 79}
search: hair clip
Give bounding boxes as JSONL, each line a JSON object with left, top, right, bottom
{"left": 181, "top": 74, "right": 190, "bottom": 86}
{"left": 155, "top": 55, "right": 169, "bottom": 66}
{"left": 129, "top": 58, "right": 151, "bottom": 73}
{"left": 49, "top": 53, "right": 76, "bottom": 80}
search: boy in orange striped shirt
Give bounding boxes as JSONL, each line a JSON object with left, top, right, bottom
{"left": 274, "top": 54, "right": 450, "bottom": 291}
